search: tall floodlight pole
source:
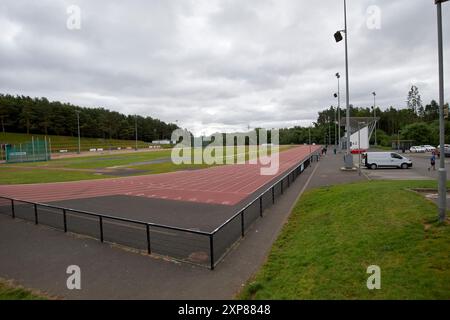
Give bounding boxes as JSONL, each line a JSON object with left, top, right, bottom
{"left": 336, "top": 73, "right": 341, "bottom": 150}
{"left": 309, "top": 126, "right": 312, "bottom": 154}
{"left": 372, "top": 92, "right": 377, "bottom": 146}
{"left": 328, "top": 114, "right": 331, "bottom": 146}
{"left": 344, "top": 0, "right": 351, "bottom": 167}
{"left": 358, "top": 122, "right": 362, "bottom": 176}
{"left": 76, "top": 111, "right": 81, "bottom": 154}
{"left": 334, "top": 0, "right": 352, "bottom": 168}
{"left": 436, "top": 0, "right": 448, "bottom": 222}
{"left": 135, "top": 115, "right": 138, "bottom": 151}
{"left": 334, "top": 107, "right": 337, "bottom": 148}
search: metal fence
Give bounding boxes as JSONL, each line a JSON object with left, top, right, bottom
{"left": 0, "top": 153, "right": 319, "bottom": 269}
{"left": 5, "top": 137, "right": 51, "bottom": 163}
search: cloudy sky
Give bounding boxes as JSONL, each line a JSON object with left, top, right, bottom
{"left": 0, "top": 0, "right": 448, "bottom": 135}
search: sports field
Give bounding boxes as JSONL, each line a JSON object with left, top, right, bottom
{"left": 0, "top": 145, "right": 293, "bottom": 184}
{"left": 0, "top": 145, "right": 315, "bottom": 204}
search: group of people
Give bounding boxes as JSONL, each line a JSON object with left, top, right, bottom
{"left": 321, "top": 145, "right": 338, "bottom": 155}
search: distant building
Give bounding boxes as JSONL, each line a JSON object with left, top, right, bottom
{"left": 152, "top": 140, "right": 173, "bottom": 145}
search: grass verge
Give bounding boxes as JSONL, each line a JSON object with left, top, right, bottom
{"left": 238, "top": 180, "right": 450, "bottom": 299}
{"left": 0, "top": 279, "right": 47, "bottom": 300}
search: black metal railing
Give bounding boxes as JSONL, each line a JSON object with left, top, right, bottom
{"left": 0, "top": 152, "right": 320, "bottom": 269}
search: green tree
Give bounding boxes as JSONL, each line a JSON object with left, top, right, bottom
{"left": 407, "top": 85, "right": 423, "bottom": 115}
{"left": 401, "top": 122, "right": 433, "bottom": 145}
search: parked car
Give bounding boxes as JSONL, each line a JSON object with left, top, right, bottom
{"left": 409, "top": 146, "right": 426, "bottom": 153}
{"left": 364, "top": 152, "right": 412, "bottom": 169}
{"left": 421, "top": 145, "right": 436, "bottom": 152}
{"left": 435, "top": 144, "right": 450, "bottom": 157}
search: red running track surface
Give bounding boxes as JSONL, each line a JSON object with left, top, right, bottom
{"left": 0, "top": 145, "right": 320, "bottom": 206}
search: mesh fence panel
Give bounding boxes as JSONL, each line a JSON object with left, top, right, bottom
{"left": 273, "top": 179, "right": 282, "bottom": 200}
{"left": 6, "top": 138, "right": 50, "bottom": 163}
{"left": 213, "top": 214, "right": 242, "bottom": 265}
{"left": 261, "top": 190, "right": 273, "bottom": 211}
{"left": 66, "top": 210, "right": 101, "bottom": 239}
{"left": 0, "top": 198, "right": 12, "bottom": 216}
{"left": 36, "top": 205, "right": 64, "bottom": 230}
{"left": 149, "top": 226, "right": 211, "bottom": 266}
{"left": 243, "top": 200, "right": 260, "bottom": 230}
{"left": 13, "top": 201, "right": 35, "bottom": 222}
{"left": 102, "top": 218, "right": 147, "bottom": 251}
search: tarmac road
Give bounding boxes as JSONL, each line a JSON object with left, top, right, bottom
{"left": 358, "top": 150, "right": 450, "bottom": 180}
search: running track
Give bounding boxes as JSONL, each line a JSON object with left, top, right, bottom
{"left": 0, "top": 146, "right": 320, "bottom": 206}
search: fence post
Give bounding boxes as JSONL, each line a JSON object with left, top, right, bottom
{"left": 241, "top": 210, "right": 245, "bottom": 237}
{"left": 210, "top": 234, "right": 215, "bottom": 270}
{"left": 146, "top": 224, "right": 151, "bottom": 254}
{"left": 63, "top": 209, "right": 67, "bottom": 233}
{"left": 99, "top": 216, "right": 104, "bottom": 242}
{"left": 281, "top": 179, "right": 284, "bottom": 194}
{"left": 11, "top": 199, "right": 15, "bottom": 219}
{"left": 34, "top": 204, "right": 38, "bottom": 225}
{"left": 259, "top": 197, "right": 263, "bottom": 217}
{"left": 287, "top": 174, "right": 290, "bottom": 187}
{"left": 272, "top": 186, "right": 275, "bottom": 204}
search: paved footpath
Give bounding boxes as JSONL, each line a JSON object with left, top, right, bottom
{"left": 0, "top": 152, "right": 363, "bottom": 299}
{"left": 307, "top": 152, "right": 366, "bottom": 190}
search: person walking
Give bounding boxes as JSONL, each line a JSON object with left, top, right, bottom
{"left": 429, "top": 152, "right": 436, "bottom": 171}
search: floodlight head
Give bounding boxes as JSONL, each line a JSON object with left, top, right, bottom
{"left": 334, "top": 93, "right": 338, "bottom": 98}
{"left": 336, "top": 72, "right": 340, "bottom": 78}
{"left": 334, "top": 31, "right": 343, "bottom": 43}
{"left": 372, "top": 92, "right": 376, "bottom": 96}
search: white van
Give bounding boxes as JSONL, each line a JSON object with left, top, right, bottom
{"left": 364, "top": 152, "right": 412, "bottom": 170}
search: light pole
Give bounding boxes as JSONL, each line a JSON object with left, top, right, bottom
{"left": 309, "top": 126, "right": 312, "bottom": 154}
{"left": 335, "top": 72, "right": 341, "bottom": 151}
{"left": 372, "top": 92, "right": 377, "bottom": 147}
{"left": 135, "top": 115, "right": 138, "bottom": 151}
{"left": 334, "top": 0, "right": 352, "bottom": 168}
{"left": 358, "top": 122, "right": 365, "bottom": 176}
{"left": 328, "top": 114, "right": 331, "bottom": 146}
{"left": 76, "top": 110, "right": 81, "bottom": 154}
{"left": 334, "top": 106, "right": 337, "bottom": 149}
{"left": 436, "top": 0, "right": 448, "bottom": 222}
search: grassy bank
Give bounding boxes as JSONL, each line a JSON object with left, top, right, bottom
{"left": 239, "top": 180, "right": 450, "bottom": 299}
{"left": 0, "top": 132, "right": 152, "bottom": 154}
{"left": 0, "top": 279, "right": 46, "bottom": 300}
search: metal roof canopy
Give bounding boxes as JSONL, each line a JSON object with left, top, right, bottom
{"left": 339, "top": 117, "right": 380, "bottom": 146}
{"left": 340, "top": 117, "right": 379, "bottom": 135}
{"left": 339, "top": 117, "right": 379, "bottom": 127}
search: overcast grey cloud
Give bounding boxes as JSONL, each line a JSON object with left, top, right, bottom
{"left": 0, "top": 0, "right": 448, "bottom": 135}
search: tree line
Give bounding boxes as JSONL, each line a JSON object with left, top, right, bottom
{"left": 0, "top": 94, "right": 178, "bottom": 142}
{"left": 279, "top": 86, "right": 449, "bottom": 147}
